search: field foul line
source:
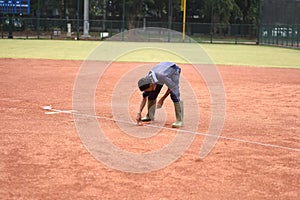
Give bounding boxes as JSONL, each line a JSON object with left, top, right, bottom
{"left": 45, "top": 109, "right": 78, "bottom": 115}
{"left": 45, "top": 108, "right": 300, "bottom": 153}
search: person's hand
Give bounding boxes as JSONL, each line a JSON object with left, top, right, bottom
{"left": 157, "top": 99, "right": 164, "bottom": 109}
{"left": 136, "top": 113, "right": 142, "bottom": 125}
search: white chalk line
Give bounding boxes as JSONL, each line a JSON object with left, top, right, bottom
{"left": 46, "top": 108, "right": 300, "bottom": 153}
{"left": 45, "top": 109, "right": 78, "bottom": 115}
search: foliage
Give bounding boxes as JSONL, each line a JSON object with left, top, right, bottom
{"left": 28, "top": 0, "right": 259, "bottom": 26}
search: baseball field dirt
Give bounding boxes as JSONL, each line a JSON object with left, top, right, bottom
{"left": 0, "top": 58, "right": 299, "bottom": 199}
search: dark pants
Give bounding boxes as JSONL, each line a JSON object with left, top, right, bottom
{"left": 146, "top": 84, "right": 180, "bottom": 103}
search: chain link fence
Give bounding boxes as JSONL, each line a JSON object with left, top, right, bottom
{"left": 258, "top": 0, "right": 300, "bottom": 47}
{"left": 0, "top": 16, "right": 257, "bottom": 44}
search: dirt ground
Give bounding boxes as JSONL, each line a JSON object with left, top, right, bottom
{"left": 0, "top": 58, "right": 299, "bottom": 200}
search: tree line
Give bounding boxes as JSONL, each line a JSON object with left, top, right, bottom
{"left": 29, "top": 0, "right": 258, "bottom": 26}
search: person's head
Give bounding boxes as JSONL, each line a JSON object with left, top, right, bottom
{"left": 138, "top": 77, "right": 156, "bottom": 92}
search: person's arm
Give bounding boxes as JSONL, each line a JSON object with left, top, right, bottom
{"left": 136, "top": 96, "right": 147, "bottom": 124}
{"left": 157, "top": 89, "right": 171, "bottom": 109}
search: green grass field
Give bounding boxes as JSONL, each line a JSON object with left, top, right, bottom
{"left": 0, "top": 39, "right": 299, "bottom": 68}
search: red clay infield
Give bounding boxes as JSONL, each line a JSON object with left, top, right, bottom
{"left": 0, "top": 58, "right": 299, "bottom": 199}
